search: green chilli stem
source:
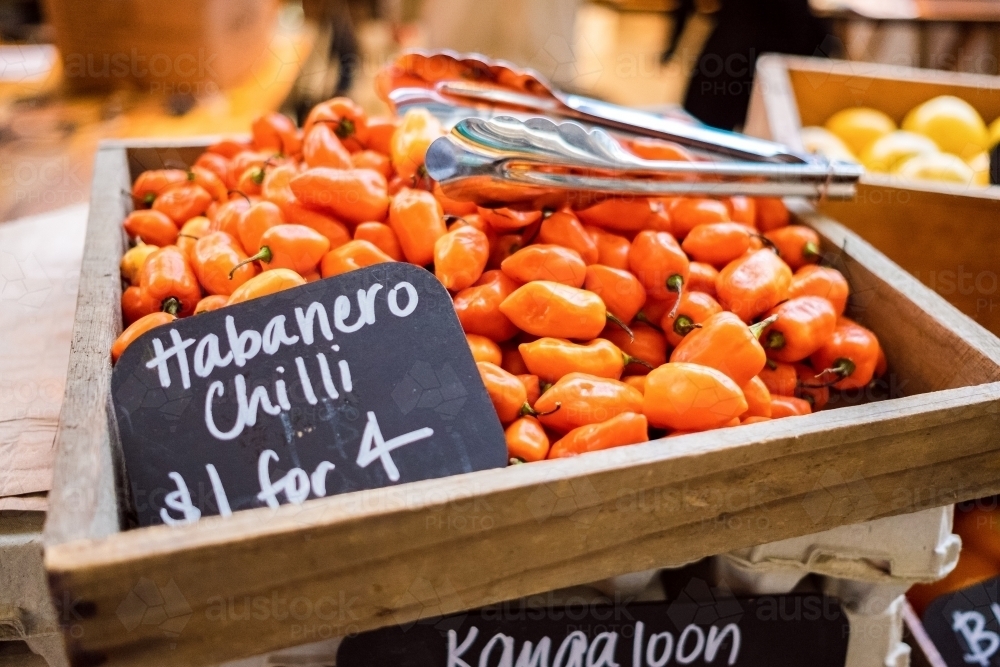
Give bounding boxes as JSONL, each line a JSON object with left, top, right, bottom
{"left": 754, "top": 234, "right": 779, "bottom": 254}
{"left": 634, "top": 310, "right": 661, "bottom": 330}
{"left": 161, "top": 297, "right": 181, "bottom": 316}
{"left": 665, "top": 274, "right": 683, "bottom": 319}
{"left": 229, "top": 246, "right": 272, "bottom": 279}
{"left": 673, "top": 315, "right": 699, "bottom": 336}
{"left": 606, "top": 312, "right": 634, "bottom": 342}
{"left": 623, "top": 353, "right": 654, "bottom": 370}
{"left": 816, "top": 357, "right": 856, "bottom": 380}
{"left": 522, "top": 401, "right": 560, "bottom": 418}
{"left": 227, "top": 190, "right": 252, "bottom": 206}
{"left": 748, "top": 314, "right": 778, "bottom": 340}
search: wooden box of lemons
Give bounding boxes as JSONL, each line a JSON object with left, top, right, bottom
{"left": 801, "top": 95, "right": 999, "bottom": 188}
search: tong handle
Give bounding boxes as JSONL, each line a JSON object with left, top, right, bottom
{"left": 563, "top": 95, "right": 807, "bottom": 164}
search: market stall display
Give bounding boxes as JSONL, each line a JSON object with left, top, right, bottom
{"left": 36, "top": 52, "right": 1000, "bottom": 667}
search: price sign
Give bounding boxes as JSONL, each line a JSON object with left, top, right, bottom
{"left": 112, "top": 263, "right": 508, "bottom": 528}
{"left": 338, "top": 595, "right": 850, "bottom": 667}
{"left": 923, "top": 576, "right": 1000, "bottom": 667}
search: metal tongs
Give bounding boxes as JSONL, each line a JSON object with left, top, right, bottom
{"left": 378, "top": 50, "right": 862, "bottom": 207}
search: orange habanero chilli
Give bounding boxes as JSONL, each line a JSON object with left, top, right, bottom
{"left": 548, "top": 412, "right": 649, "bottom": 459}
{"left": 660, "top": 290, "right": 723, "bottom": 347}
{"left": 770, "top": 395, "right": 812, "bottom": 418}
{"left": 320, "top": 240, "right": 395, "bottom": 278}
{"left": 121, "top": 285, "right": 157, "bottom": 325}
{"left": 499, "top": 281, "right": 617, "bottom": 340}
{"left": 585, "top": 226, "right": 630, "bottom": 270}
{"left": 195, "top": 294, "right": 229, "bottom": 315}
{"left": 131, "top": 169, "right": 187, "bottom": 206}
{"left": 477, "top": 361, "right": 529, "bottom": 424}
{"left": 467, "top": 334, "right": 502, "bottom": 365}
{"left": 669, "top": 311, "right": 774, "bottom": 386}
{"left": 761, "top": 296, "right": 837, "bottom": 363}
{"left": 740, "top": 376, "right": 773, "bottom": 419}
{"left": 501, "top": 244, "right": 587, "bottom": 288}
{"left": 538, "top": 210, "right": 598, "bottom": 264}
{"left": 681, "top": 222, "right": 755, "bottom": 268}
{"left": 788, "top": 265, "right": 850, "bottom": 316}
{"left": 759, "top": 359, "right": 797, "bottom": 396}
{"left": 629, "top": 230, "right": 690, "bottom": 301}
{"left": 152, "top": 182, "right": 213, "bottom": 225}
{"left": 123, "top": 209, "right": 179, "bottom": 247}
{"left": 519, "top": 337, "right": 643, "bottom": 383}
{"left": 600, "top": 322, "right": 667, "bottom": 375}
{"left": 534, "top": 372, "right": 644, "bottom": 433}
{"left": 716, "top": 248, "right": 792, "bottom": 322}
{"left": 354, "top": 222, "right": 404, "bottom": 261}
{"left": 139, "top": 246, "right": 201, "bottom": 317}
{"left": 669, "top": 198, "right": 730, "bottom": 239}
{"left": 434, "top": 225, "right": 490, "bottom": 291}
{"left": 583, "top": 265, "right": 646, "bottom": 323}
{"left": 227, "top": 269, "right": 305, "bottom": 306}
{"left": 389, "top": 187, "right": 447, "bottom": 266}
{"left": 453, "top": 270, "right": 521, "bottom": 342}
{"left": 765, "top": 226, "right": 821, "bottom": 270}
{"left": 810, "top": 318, "right": 880, "bottom": 390}
{"left": 505, "top": 416, "right": 550, "bottom": 462}
{"left": 192, "top": 232, "right": 257, "bottom": 296}
{"left": 290, "top": 168, "right": 390, "bottom": 225}
{"left": 390, "top": 108, "right": 442, "bottom": 182}
{"left": 642, "top": 362, "right": 747, "bottom": 431}
{"left": 111, "top": 312, "right": 176, "bottom": 363}
{"left": 238, "top": 224, "right": 331, "bottom": 276}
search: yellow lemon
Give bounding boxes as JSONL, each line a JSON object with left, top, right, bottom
{"left": 988, "top": 116, "right": 1000, "bottom": 148}
{"left": 861, "top": 130, "right": 939, "bottom": 172}
{"left": 966, "top": 150, "right": 991, "bottom": 187}
{"left": 893, "top": 152, "right": 976, "bottom": 186}
{"left": 902, "top": 95, "right": 988, "bottom": 160}
{"left": 824, "top": 107, "right": 897, "bottom": 156}
{"left": 800, "top": 126, "right": 858, "bottom": 162}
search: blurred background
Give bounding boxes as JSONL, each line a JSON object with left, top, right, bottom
{"left": 1, "top": 0, "right": 1000, "bottom": 223}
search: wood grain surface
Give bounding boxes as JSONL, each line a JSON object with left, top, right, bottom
{"left": 0, "top": 204, "right": 86, "bottom": 504}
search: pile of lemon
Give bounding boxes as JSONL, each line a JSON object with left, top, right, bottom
{"left": 801, "top": 96, "right": 999, "bottom": 188}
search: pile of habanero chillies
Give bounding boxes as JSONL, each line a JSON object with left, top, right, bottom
{"left": 112, "top": 96, "right": 887, "bottom": 463}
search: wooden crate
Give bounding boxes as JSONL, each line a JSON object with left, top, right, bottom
{"left": 42, "top": 139, "right": 1000, "bottom": 667}
{"left": 746, "top": 54, "right": 1000, "bottom": 336}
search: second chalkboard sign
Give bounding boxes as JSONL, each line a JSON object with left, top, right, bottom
{"left": 112, "top": 263, "right": 508, "bottom": 528}
{"left": 338, "top": 595, "right": 850, "bottom": 667}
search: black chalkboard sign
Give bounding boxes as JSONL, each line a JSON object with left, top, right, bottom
{"left": 112, "top": 263, "right": 508, "bottom": 528}
{"left": 338, "top": 595, "right": 849, "bottom": 667}
{"left": 923, "top": 575, "right": 1000, "bottom": 667}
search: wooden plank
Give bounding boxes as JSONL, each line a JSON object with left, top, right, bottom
{"left": 44, "top": 382, "right": 1000, "bottom": 667}
{"left": 746, "top": 55, "right": 804, "bottom": 149}
{"left": 820, "top": 185, "right": 1000, "bottom": 337}
{"left": 0, "top": 205, "right": 87, "bottom": 501}
{"left": 42, "top": 146, "right": 130, "bottom": 545}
